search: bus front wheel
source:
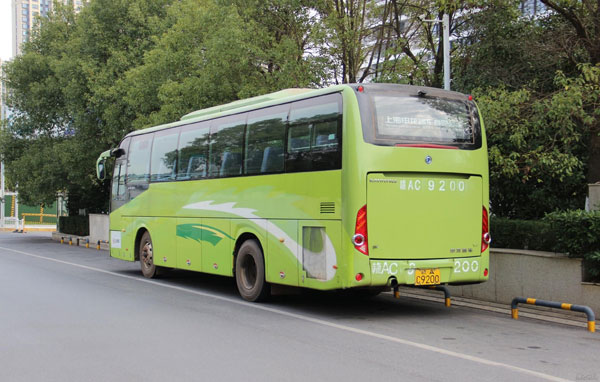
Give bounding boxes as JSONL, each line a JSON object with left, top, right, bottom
{"left": 139, "top": 231, "right": 158, "bottom": 278}
{"left": 235, "top": 240, "right": 270, "bottom": 302}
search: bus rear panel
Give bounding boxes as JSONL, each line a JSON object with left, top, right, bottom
{"left": 346, "top": 84, "right": 489, "bottom": 289}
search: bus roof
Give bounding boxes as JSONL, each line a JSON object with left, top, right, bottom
{"left": 124, "top": 85, "right": 349, "bottom": 139}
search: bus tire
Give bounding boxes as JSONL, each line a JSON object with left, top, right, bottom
{"left": 235, "top": 240, "right": 270, "bottom": 302}
{"left": 139, "top": 231, "right": 158, "bottom": 279}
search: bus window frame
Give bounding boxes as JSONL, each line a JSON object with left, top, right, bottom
{"left": 176, "top": 121, "right": 210, "bottom": 181}
{"left": 285, "top": 93, "right": 343, "bottom": 173}
{"left": 150, "top": 127, "right": 181, "bottom": 183}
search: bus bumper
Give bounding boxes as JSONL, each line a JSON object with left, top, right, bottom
{"left": 367, "top": 255, "right": 489, "bottom": 287}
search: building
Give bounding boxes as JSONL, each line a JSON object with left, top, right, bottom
{"left": 0, "top": 58, "right": 6, "bottom": 122}
{"left": 4, "top": 2, "right": 74, "bottom": 228}
{"left": 521, "top": 0, "right": 546, "bottom": 15}
{"left": 11, "top": 0, "right": 86, "bottom": 57}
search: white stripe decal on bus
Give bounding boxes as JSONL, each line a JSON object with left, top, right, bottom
{"left": 183, "top": 200, "right": 337, "bottom": 281}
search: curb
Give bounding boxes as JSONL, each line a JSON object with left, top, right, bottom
{"left": 51, "top": 231, "right": 110, "bottom": 251}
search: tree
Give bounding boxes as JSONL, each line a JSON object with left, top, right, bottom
{"left": 476, "top": 66, "right": 600, "bottom": 218}
{"left": 539, "top": 0, "right": 600, "bottom": 183}
{"left": 540, "top": 0, "right": 600, "bottom": 65}
{"left": 452, "top": 1, "right": 583, "bottom": 93}
{"left": 124, "top": 0, "right": 328, "bottom": 129}
{"left": 1, "top": 0, "right": 174, "bottom": 212}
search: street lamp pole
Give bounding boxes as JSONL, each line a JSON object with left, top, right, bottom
{"left": 442, "top": 13, "right": 450, "bottom": 91}
{"left": 424, "top": 13, "right": 451, "bottom": 91}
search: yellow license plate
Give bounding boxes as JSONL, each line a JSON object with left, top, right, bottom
{"left": 415, "top": 268, "right": 441, "bottom": 286}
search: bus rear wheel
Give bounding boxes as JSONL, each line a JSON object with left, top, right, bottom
{"left": 235, "top": 240, "right": 270, "bottom": 302}
{"left": 139, "top": 231, "right": 158, "bottom": 278}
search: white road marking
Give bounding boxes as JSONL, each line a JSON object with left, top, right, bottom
{"left": 1, "top": 245, "right": 571, "bottom": 382}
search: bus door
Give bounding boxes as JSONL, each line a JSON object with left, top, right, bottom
{"left": 109, "top": 138, "right": 131, "bottom": 260}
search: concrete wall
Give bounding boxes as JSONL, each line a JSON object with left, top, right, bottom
{"left": 89, "top": 214, "right": 109, "bottom": 244}
{"left": 449, "top": 249, "right": 600, "bottom": 314}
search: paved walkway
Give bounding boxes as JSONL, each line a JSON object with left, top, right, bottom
{"left": 0, "top": 225, "right": 56, "bottom": 232}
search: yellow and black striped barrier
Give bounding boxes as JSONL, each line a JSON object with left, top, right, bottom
{"left": 429, "top": 285, "right": 452, "bottom": 307}
{"left": 511, "top": 297, "right": 596, "bottom": 333}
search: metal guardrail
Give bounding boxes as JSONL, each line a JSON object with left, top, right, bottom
{"left": 511, "top": 297, "right": 596, "bottom": 333}
{"left": 21, "top": 212, "right": 56, "bottom": 224}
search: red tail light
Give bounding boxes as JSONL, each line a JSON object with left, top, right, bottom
{"left": 482, "top": 206, "right": 491, "bottom": 253}
{"left": 353, "top": 205, "right": 368, "bottom": 256}
{"left": 394, "top": 143, "right": 458, "bottom": 150}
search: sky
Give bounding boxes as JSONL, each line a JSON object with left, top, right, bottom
{"left": 1, "top": 0, "right": 13, "bottom": 62}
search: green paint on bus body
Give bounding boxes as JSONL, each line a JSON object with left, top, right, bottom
{"left": 176, "top": 223, "right": 234, "bottom": 246}
{"left": 103, "top": 83, "right": 490, "bottom": 292}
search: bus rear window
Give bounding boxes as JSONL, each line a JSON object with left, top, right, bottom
{"left": 362, "top": 91, "right": 481, "bottom": 149}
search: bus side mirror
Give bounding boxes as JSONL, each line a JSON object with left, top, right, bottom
{"left": 96, "top": 149, "right": 111, "bottom": 180}
{"left": 97, "top": 159, "right": 106, "bottom": 180}
{"left": 111, "top": 148, "right": 125, "bottom": 158}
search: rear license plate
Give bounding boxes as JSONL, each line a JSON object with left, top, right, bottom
{"left": 415, "top": 268, "right": 441, "bottom": 286}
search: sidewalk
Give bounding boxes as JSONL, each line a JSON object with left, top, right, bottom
{"left": 0, "top": 225, "right": 56, "bottom": 232}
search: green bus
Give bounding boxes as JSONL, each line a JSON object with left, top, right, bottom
{"left": 96, "top": 84, "right": 490, "bottom": 301}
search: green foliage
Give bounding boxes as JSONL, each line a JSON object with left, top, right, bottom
{"left": 544, "top": 209, "right": 600, "bottom": 280}
{"left": 539, "top": 0, "right": 600, "bottom": 65}
{"left": 490, "top": 217, "right": 555, "bottom": 251}
{"left": 584, "top": 251, "right": 600, "bottom": 279}
{"left": 1, "top": 0, "right": 174, "bottom": 210}
{"left": 475, "top": 66, "right": 600, "bottom": 218}
{"left": 124, "top": 0, "right": 326, "bottom": 129}
{"left": 453, "top": 4, "right": 582, "bottom": 94}
{"left": 492, "top": 211, "right": 600, "bottom": 257}
{"left": 543, "top": 210, "right": 600, "bottom": 257}
{"left": 58, "top": 215, "right": 89, "bottom": 236}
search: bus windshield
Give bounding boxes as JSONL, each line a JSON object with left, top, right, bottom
{"left": 361, "top": 89, "right": 481, "bottom": 149}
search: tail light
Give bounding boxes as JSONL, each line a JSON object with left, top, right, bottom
{"left": 353, "top": 205, "right": 368, "bottom": 256}
{"left": 482, "top": 206, "right": 491, "bottom": 252}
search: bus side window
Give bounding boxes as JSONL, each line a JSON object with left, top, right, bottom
{"left": 110, "top": 137, "right": 129, "bottom": 211}
{"left": 245, "top": 105, "right": 288, "bottom": 175}
{"left": 261, "top": 146, "right": 283, "bottom": 173}
{"left": 209, "top": 114, "right": 246, "bottom": 178}
{"left": 150, "top": 128, "right": 180, "bottom": 182}
{"left": 110, "top": 161, "right": 127, "bottom": 212}
{"left": 286, "top": 93, "right": 342, "bottom": 173}
{"left": 220, "top": 152, "right": 242, "bottom": 177}
{"left": 177, "top": 122, "right": 209, "bottom": 180}
{"left": 126, "top": 134, "right": 153, "bottom": 199}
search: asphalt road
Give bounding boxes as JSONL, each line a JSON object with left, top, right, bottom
{"left": 0, "top": 232, "right": 598, "bottom": 382}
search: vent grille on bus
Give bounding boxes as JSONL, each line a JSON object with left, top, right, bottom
{"left": 320, "top": 202, "right": 335, "bottom": 214}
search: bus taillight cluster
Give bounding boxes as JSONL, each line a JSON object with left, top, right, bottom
{"left": 482, "top": 206, "right": 491, "bottom": 253}
{"left": 353, "top": 205, "right": 369, "bottom": 256}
